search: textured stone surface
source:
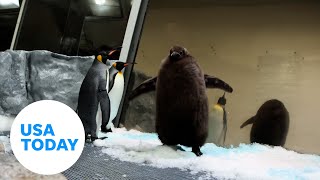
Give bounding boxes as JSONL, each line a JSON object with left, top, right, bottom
{"left": 0, "top": 135, "right": 11, "bottom": 153}
{"left": 1, "top": 51, "right": 155, "bottom": 132}
{"left": 0, "top": 153, "right": 67, "bottom": 180}
{"left": 27, "top": 51, "right": 94, "bottom": 111}
{"left": 0, "top": 50, "right": 94, "bottom": 116}
{"left": 0, "top": 50, "right": 29, "bottom": 115}
{"left": 123, "top": 70, "right": 156, "bottom": 133}
{"left": 0, "top": 136, "right": 66, "bottom": 179}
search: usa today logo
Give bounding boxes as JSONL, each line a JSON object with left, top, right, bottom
{"left": 10, "top": 100, "right": 85, "bottom": 175}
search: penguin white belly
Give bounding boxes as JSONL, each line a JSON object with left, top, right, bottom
{"left": 206, "top": 105, "right": 225, "bottom": 146}
{"left": 107, "top": 73, "right": 124, "bottom": 129}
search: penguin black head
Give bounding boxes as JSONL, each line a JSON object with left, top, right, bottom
{"left": 96, "top": 51, "right": 109, "bottom": 64}
{"left": 169, "top": 45, "right": 188, "bottom": 61}
{"left": 96, "top": 47, "right": 122, "bottom": 64}
{"left": 112, "top": 62, "right": 131, "bottom": 72}
{"left": 217, "top": 92, "right": 227, "bottom": 106}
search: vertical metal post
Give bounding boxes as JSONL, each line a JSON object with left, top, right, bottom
{"left": 10, "top": 0, "right": 27, "bottom": 50}
{"left": 113, "top": 0, "right": 149, "bottom": 127}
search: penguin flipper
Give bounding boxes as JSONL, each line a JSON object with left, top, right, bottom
{"left": 240, "top": 116, "right": 256, "bottom": 128}
{"left": 98, "top": 89, "right": 111, "bottom": 133}
{"left": 129, "top": 76, "right": 157, "bottom": 100}
{"left": 204, "top": 74, "right": 233, "bottom": 93}
{"left": 98, "top": 81, "right": 111, "bottom": 132}
{"left": 108, "top": 68, "right": 118, "bottom": 93}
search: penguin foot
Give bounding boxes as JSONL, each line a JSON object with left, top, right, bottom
{"left": 177, "top": 145, "right": 186, "bottom": 152}
{"left": 90, "top": 136, "right": 99, "bottom": 142}
{"left": 166, "top": 145, "right": 182, "bottom": 151}
{"left": 192, "top": 147, "right": 203, "bottom": 156}
{"left": 85, "top": 133, "right": 108, "bottom": 142}
{"left": 101, "top": 126, "right": 112, "bottom": 133}
{"left": 85, "top": 133, "right": 92, "bottom": 143}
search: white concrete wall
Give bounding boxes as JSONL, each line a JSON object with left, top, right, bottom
{"left": 134, "top": 1, "right": 320, "bottom": 154}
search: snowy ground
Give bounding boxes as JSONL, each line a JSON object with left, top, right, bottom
{"left": 0, "top": 114, "right": 15, "bottom": 131}
{"left": 94, "top": 128, "right": 320, "bottom": 180}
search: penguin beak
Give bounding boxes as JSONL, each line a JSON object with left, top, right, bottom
{"left": 108, "top": 49, "right": 118, "bottom": 56}
{"left": 124, "top": 62, "right": 137, "bottom": 66}
{"left": 112, "top": 62, "right": 135, "bottom": 68}
{"left": 170, "top": 51, "right": 181, "bottom": 59}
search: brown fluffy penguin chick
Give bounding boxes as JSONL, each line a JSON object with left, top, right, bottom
{"left": 240, "top": 99, "right": 290, "bottom": 146}
{"left": 156, "top": 46, "right": 208, "bottom": 156}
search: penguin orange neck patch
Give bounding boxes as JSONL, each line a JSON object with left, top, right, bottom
{"left": 213, "top": 104, "right": 223, "bottom": 111}
{"left": 97, "top": 55, "right": 103, "bottom": 63}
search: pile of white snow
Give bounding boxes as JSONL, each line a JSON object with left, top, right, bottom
{"left": 94, "top": 128, "right": 320, "bottom": 180}
{"left": 0, "top": 135, "right": 11, "bottom": 153}
{"left": 0, "top": 115, "right": 15, "bottom": 131}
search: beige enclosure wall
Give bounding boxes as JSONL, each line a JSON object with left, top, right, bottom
{"left": 133, "top": 0, "right": 320, "bottom": 154}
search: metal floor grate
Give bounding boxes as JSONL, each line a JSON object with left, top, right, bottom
{"left": 62, "top": 143, "right": 212, "bottom": 180}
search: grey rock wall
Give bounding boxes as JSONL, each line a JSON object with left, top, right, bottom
{"left": 0, "top": 50, "right": 94, "bottom": 116}
{"left": 0, "top": 51, "right": 29, "bottom": 115}
{"left": 0, "top": 50, "right": 156, "bottom": 132}
{"left": 27, "top": 52, "right": 94, "bottom": 110}
{"left": 123, "top": 70, "right": 156, "bottom": 133}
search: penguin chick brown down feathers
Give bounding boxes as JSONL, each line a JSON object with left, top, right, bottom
{"left": 154, "top": 46, "right": 233, "bottom": 156}
{"left": 240, "top": 99, "right": 290, "bottom": 147}
{"left": 77, "top": 49, "right": 120, "bottom": 142}
{"left": 128, "top": 70, "right": 233, "bottom": 100}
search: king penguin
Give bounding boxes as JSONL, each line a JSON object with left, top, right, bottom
{"left": 240, "top": 99, "right": 290, "bottom": 146}
{"left": 95, "top": 47, "right": 122, "bottom": 137}
{"left": 103, "top": 62, "right": 130, "bottom": 131}
{"left": 77, "top": 49, "right": 120, "bottom": 142}
{"left": 206, "top": 92, "right": 228, "bottom": 146}
{"left": 129, "top": 45, "right": 233, "bottom": 156}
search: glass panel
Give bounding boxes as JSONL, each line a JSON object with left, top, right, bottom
{"left": 13, "top": 0, "right": 133, "bottom": 56}
{"left": 123, "top": 0, "right": 320, "bottom": 156}
{"left": 78, "top": 19, "right": 128, "bottom": 56}
{"left": 14, "top": 0, "right": 71, "bottom": 52}
{"left": 0, "top": 0, "right": 21, "bottom": 51}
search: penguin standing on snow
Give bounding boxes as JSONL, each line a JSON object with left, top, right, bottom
{"left": 240, "top": 99, "right": 290, "bottom": 146}
{"left": 95, "top": 47, "right": 122, "bottom": 136}
{"left": 129, "top": 45, "right": 233, "bottom": 156}
{"left": 77, "top": 49, "right": 120, "bottom": 142}
{"left": 104, "top": 62, "right": 131, "bottom": 131}
{"left": 206, "top": 92, "right": 228, "bottom": 146}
